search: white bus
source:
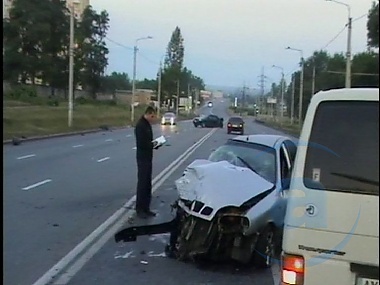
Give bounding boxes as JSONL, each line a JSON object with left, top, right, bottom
{"left": 281, "top": 88, "right": 379, "bottom": 285}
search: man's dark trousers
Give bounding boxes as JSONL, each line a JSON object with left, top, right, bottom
{"left": 136, "top": 159, "right": 152, "bottom": 212}
{"left": 134, "top": 115, "right": 154, "bottom": 213}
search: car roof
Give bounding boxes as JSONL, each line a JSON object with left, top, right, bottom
{"left": 228, "top": 116, "right": 243, "bottom": 120}
{"left": 164, "top": 112, "right": 175, "bottom": 116}
{"left": 231, "top": 134, "right": 290, "bottom": 148}
{"left": 313, "top": 88, "right": 378, "bottom": 103}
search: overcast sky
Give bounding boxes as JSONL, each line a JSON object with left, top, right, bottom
{"left": 90, "top": 0, "right": 374, "bottom": 89}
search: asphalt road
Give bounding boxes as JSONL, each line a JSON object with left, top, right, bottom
{"left": 4, "top": 100, "right": 293, "bottom": 285}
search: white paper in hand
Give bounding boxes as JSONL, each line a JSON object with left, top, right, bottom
{"left": 152, "top": 135, "right": 166, "bottom": 149}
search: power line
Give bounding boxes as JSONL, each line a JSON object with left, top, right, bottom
{"left": 105, "top": 36, "right": 134, "bottom": 51}
{"left": 279, "top": 13, "right": 368, "bottom": 83}
{"left": 138, "top": 52, "right": 159, "bottom": 66}
{"left": 353, "top": 13, "right": 368, "bottom": 22}
{"left": 320, "top": 24, "right": 347, "bottom": 50}
{"left": 106, "top": 36, "right": 160, "bottom": 68}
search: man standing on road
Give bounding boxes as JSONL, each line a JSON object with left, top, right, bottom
{"left": 134, "top": 106, "right": 158, "bottom": 218}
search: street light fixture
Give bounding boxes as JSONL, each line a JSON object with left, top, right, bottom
{"left": 272, "top": 65, "right": 285, "bottom": 124}
{"left": 131, "top": 36, "right": 153, "bottom": 124}
{"left": 325, "top": 0, "right": 352, "bottom": 88}
{"left": 67, "top": 0, "right": 80, "bottom": 128}
{"left": 286, "top": 46, "right": 304, "bottom": 128}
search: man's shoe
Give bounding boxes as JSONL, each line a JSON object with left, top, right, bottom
{"left": 136, "top": 210, "right": 149, "bottom": 219}
{"left": 145, "top": 210, "right": 156, "bottom": 217}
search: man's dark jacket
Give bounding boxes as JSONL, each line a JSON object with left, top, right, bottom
{"left": 134, "top": 116, "right": 153, "bottom": 161}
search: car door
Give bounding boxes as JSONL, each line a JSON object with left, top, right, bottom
{"left": 273, "top": 142, "right": 294, "bottom": 227}
{"left": 208, "top": 115, "right": 218, "bottom": 127}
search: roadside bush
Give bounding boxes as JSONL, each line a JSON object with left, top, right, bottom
{"left": 47, "top": 99, "right": 60, "bottom": 107}
{"left": 7, "top": 85, "right": 38, "bottom": 100}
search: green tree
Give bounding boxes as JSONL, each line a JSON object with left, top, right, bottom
{"left": 77, "top": 6, "right": 110, "bottom": 98}
{"left": 162, "top": 26, "right": 185, "bottom": 101}
{"left": 351, "top": 52, "right": 379, "bottom": 87}
{"left": 136, "top": 78, "right": 157, "bottom": 90}
{"left": 102, "top": 72, "right": 131, "bottom": 93}
{"left": 3, "top": 0, "right": 51, "bottom": 84}
{"left": 40, "top": 0, "right": 70, "bottom": 96}
{"left": 367, "top": 1, "right": 379, "bottom": 49}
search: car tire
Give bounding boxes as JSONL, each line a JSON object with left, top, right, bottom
{"left": 252, "top": 225, "right": 276, "bottom": 268}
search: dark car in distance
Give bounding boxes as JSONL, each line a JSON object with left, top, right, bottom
{"left": 227, "top": 116, "right": 244, "bottom": 134}
{"left": 193, "top": 114, "right": 223, "bottom": 128}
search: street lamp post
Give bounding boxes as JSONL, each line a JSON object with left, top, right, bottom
{"left": 68, "top": 1, "right": 79, "bottom": 128}
{"left": 272, "top": 65, "right": 285, "bottom": 124}
{"left": 291, "top": 74, "right": 295, "bottom": 125}
{"left": 326, "top": 0, "right": 352, "bottom": 88}
{"left": 157, "top": 55, "right": 165, "bottom": 118}
{"left": 286, "top": 47, "right": 304, "bottom": 127}
{"left": 157, "top": 60, "right": 162, "bottom": 117}
{"left": 131, "top": 36, "right": 153, "bottom": 124}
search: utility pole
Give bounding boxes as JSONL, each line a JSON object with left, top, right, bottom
{"left": 157, "top": 60, "right": 162, "bottom": 117}
{"left": 326, "top": 0, "right": 352, "bottom": 87}
{"left": 242, "top": 84, "right": 248, "bottom": 109}
{"left": 291, "top": 74, "right": 295, "bottom": 125}
{"left": 194, "top": 89, "right": 199, "bottom": 115}
{"left": 258, "top": 67, "right": 267, "bottom": 116}
{"left": 346, "top": 16, "right": 352, "bottom": 88}
{"left": 187, "top": 83, "right": 191, "bottom": 114}
{"left": 176, "top": 80, "right": 180, "bottom": 116}
{"left": 286, "top": 47, "right": 304, "bottom": 127}
{"left": 131, "top": 36, "right": 153, "bottom": 124}
{"left": 68, "top": 2, "right": 75, "bottom": 128}
{"left": 299, "top": 57, "right": 304, "bottom": 127}
{"left": 280, "top": 71, "right": 285, "bottom": 124}
{"left": 311, "top": 65, "right": 316, "bottom": 97}
{"left": 131, "top": 45, "right": 137, "bottom": 124}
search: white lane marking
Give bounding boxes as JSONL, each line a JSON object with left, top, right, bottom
{"left": 126, "top": 134, "right": 132, "bottom": 137}
{"left": 132, "top": 146, "right": 137, "bottom": 150}
{"left": 22, "top": 179, "right": 52, "bottom": 191}
{"left": 271, "top": 262, "right": 281, "bottom": 285}
{"left": 72, "top": 144, "right": 84, "bottom": 148}
{"left": 97, "top": 157, "right": 110, "bottom": 163}
{"left": 105, "top": 139, "right": 113, "bottom": 142}
{"left": 17, "top": 154, "right": 36, "bottom": 160}
{"left": 33, "top": 129, "right": 216, "bottom": 285}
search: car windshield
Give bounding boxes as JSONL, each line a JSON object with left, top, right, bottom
{"left": 208, "top": 140, "right": 277, "bottom": 184}
{"left": 228, "top": 117, "right": 243, "bottom": 124}
{"left": 164, "top": 113, "right": 175, "bottom": 118}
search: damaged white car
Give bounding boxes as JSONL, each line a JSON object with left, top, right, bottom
{"left": 115, "top": 135, "right": 297, "bottom": 268}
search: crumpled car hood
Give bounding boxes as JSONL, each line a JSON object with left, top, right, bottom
{"left": 175, "top": 159, "right": 275, "bottom": 219}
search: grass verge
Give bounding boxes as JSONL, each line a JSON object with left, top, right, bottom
{"left": 256, "top": 115, "right": 301, "bottom": 137}
{"left": 3, "top": 102, "right": 146, "bottom": 140}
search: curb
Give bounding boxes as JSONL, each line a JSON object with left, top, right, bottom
{"left": 3, "top": 126, "right": 130, "bottom": 145}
